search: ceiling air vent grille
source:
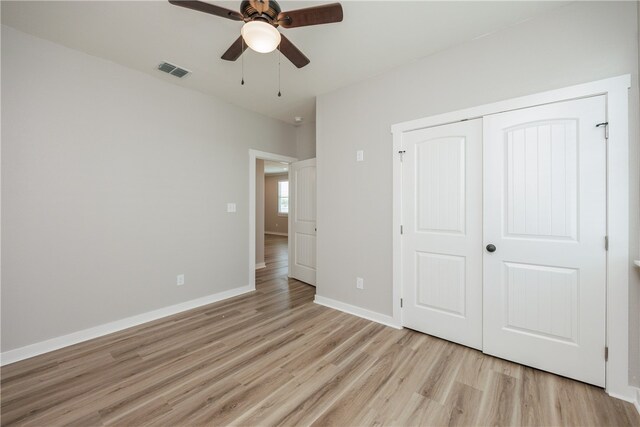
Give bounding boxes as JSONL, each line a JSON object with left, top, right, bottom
{"left": 157, "top": 61, "right": 191, "bottom": 78}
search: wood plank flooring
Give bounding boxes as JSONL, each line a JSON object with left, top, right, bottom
{"left": 2, "top": 234, "right": 639, "bottom": 426}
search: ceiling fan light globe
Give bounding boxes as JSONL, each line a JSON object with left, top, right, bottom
{"left": 241, "top": 21, "right": 281, "bottom": 53}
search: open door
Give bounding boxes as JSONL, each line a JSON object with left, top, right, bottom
{"left": 289, "top": 158, "right": 316, "bottom": 285}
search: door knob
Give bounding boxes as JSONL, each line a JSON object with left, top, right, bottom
{"left": 486, "top": 244, "right": 496, "bottom": 253}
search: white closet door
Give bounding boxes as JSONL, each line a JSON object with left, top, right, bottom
{"left": 402, "top": 119, "right": 483, "bottom": 350}
{"left": 289, "top": 158, "right": 317, "bottom": 286}
{"left": 483, "top": 96, "right": 607, "bottom": 386}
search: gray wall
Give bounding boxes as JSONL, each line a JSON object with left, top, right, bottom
{"left": 256, "top": 159, "right": 265, "bottom": 265}
{"left": 1, "top": 26, "right": 297, "bottom": 351}
{"left": 296, "top": 121, "right": 316, "bottom": 161}
{"left": 316, "top": 1, "right": 639, "bottom": 383}
{"left": 265, "top": 174, "right": 289, "bottom": 235}
{"left": 634, "top": 0, "right": 640, "bottom": 388}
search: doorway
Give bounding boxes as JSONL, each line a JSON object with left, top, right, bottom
{"left": 249, "top": 150, "right": 318, "bottom": 299}
{"left": 257, "top": 160, "right": 291, "bottom": 285}
{"left": 249, "top": 150, "right": 297, "bottom": 290}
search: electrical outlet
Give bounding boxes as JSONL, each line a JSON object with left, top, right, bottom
{"left": 356, "top": 277, "right": 364, "bottom": 289}
{"left": 177, "top": 274, "right": 185, "bottom": 286}
{"left": 227, "top": 203, "right": 236, "bottom": 213}
{"left": 356, "top": 150, "right": 364, "bottom": 162}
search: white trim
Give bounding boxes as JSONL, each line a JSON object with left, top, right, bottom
{"left": 0, "top": 285, "right": 254, "bottom": 366}
{"left": 314, "top": 295, "right": 401, "bottom": 329}
{"left": 607, "top": 390, "right": 640, "bottom": 414}
{"left": 265, "top": 231, "right": 288, "bottom": 236}
{"left": 391, "top": 75, "right": 630, "bottom": 134}
{"left": 391, "top": 75, "right": 632, "bottom": 400}
{"left": 609, "top": 387, "right": 640, "bottom": 414}
{"left": 392, "top": 129, "right": 403, "bottom": 329}
{"left": 255, "top": 262, "right": 266, "bottom": 270}
{"left": 605, "top": 77, "right": 632, "bottom": 402}
{"left": 288, "top": 167, "right": 293, "bottom": 278}
{"left": 249, "top": 149, "right": 297, "bottom": 290}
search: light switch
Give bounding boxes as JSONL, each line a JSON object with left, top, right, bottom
{"left": 356, "top": 150, "right": 364, "bottom": 162}
{"left": 227, "top": 203, "right": 236, "bottom": 213}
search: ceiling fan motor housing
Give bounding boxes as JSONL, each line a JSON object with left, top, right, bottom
{"left": 241, "top": 0, "right": 281, "bottom": 24}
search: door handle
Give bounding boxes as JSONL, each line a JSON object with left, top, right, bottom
{"left": 486, "top": 244, "right": 496, "bottom": 253}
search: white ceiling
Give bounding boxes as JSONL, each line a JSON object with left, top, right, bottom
{"left": 1, "top": 1, "right": 569, "bottom": 124}
{"left": 264, "top": 160, "right": 289, "bottom": 174}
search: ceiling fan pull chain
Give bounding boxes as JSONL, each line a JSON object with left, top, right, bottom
{"left": 277, "top": 43, "right": 282, "bottom": 97}
{"left": 241, "top": 38, "right": 245, "bottom": 85}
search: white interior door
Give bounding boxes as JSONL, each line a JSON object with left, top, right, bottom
{"left": 289, "top": 158, "right": 317, "bottom": 286}
{"left": 483, "top": 96, "right": 607, "bottom": 386}
{"left": 402, "top": 119, "right": 483, "bottom": 350}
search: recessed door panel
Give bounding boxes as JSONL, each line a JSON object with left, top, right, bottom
{"left": 416, "top": 137, "right": 466, "bottom": 235}
{"left": 294, "top": 232, "right": 316, "bottom": 269}
{"left": 416, "top": 252, "right": 466, "bottom": 317}
{"left": 505, "top": 120, "right": 578, "bottom": 240}
{"left": 503, "top": 262, "right": 578, "bottom": 343}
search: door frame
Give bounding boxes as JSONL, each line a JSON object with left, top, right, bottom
{"left": 248, "top": 149, "right": 298, "bottom": 290}
{"left": 391, "top": 75, "right": 631, "bottom": 401}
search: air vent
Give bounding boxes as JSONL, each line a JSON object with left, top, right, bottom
{"left": 157, "top": 61, "right": 191, "bottom": 78}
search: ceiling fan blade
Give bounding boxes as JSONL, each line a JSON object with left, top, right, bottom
{"left": 221, "top": 36, "right": 248, "bottom": 61}
{"left": 278, "top": 34, "right": 310, "bottom": 68}
{"left": 277, "top": 3, "right": 343, "bottom": 29}
{"left": 168, "top": 0, "right": 244, "bottom": 21}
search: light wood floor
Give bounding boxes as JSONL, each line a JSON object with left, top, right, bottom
{"left": 2, "top": 234, "right": 639, "bottom": 426}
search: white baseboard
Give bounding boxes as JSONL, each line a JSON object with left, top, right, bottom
{"left": 265, "top": 232, "right": 288, "bottom": 236}
{"left": 607, "top": 388, "right": 640, "bottom": 415}
{"left": 0, "top": 285, "right": 254, "bottom": 366}
{"left": 314, "top": 295, "right": 401, "bottom": 329}
{"left": 255, "top": 262, "right": 266, "bottom": 270}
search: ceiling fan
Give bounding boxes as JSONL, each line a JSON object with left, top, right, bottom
{"left": 168, "top": 0, "right": 344, "bottom": 68}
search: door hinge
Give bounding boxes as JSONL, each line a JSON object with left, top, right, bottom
{"left": 605, "top": 346, "right": 609, "bottom": 361}
{"left": 398, "top": 150, "right": 406, "bottom": 162}
{"left": 596, "top": 122, "right": 609, "bottom": 139}
{"left": 400, "top": 225, "right": 404, "bottom": 235}
{"left": 400, "top": 298, "right": 403, "bottom": 308}
{"left": 605, "top": 235, "right": 609, "bottom": 251}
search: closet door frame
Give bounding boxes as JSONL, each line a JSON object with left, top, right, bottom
{"left": 391, "top": 75, "right": 631, "bottom": 401}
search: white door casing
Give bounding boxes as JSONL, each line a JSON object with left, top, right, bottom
{"left": 401, "top": 119, "right": 483, "bottom": 350}
{"left": 289, "top": 158, "right": 317, "bottom": 286}
{"left": 483, "top": 96, "right": 607, "bottom": 386}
